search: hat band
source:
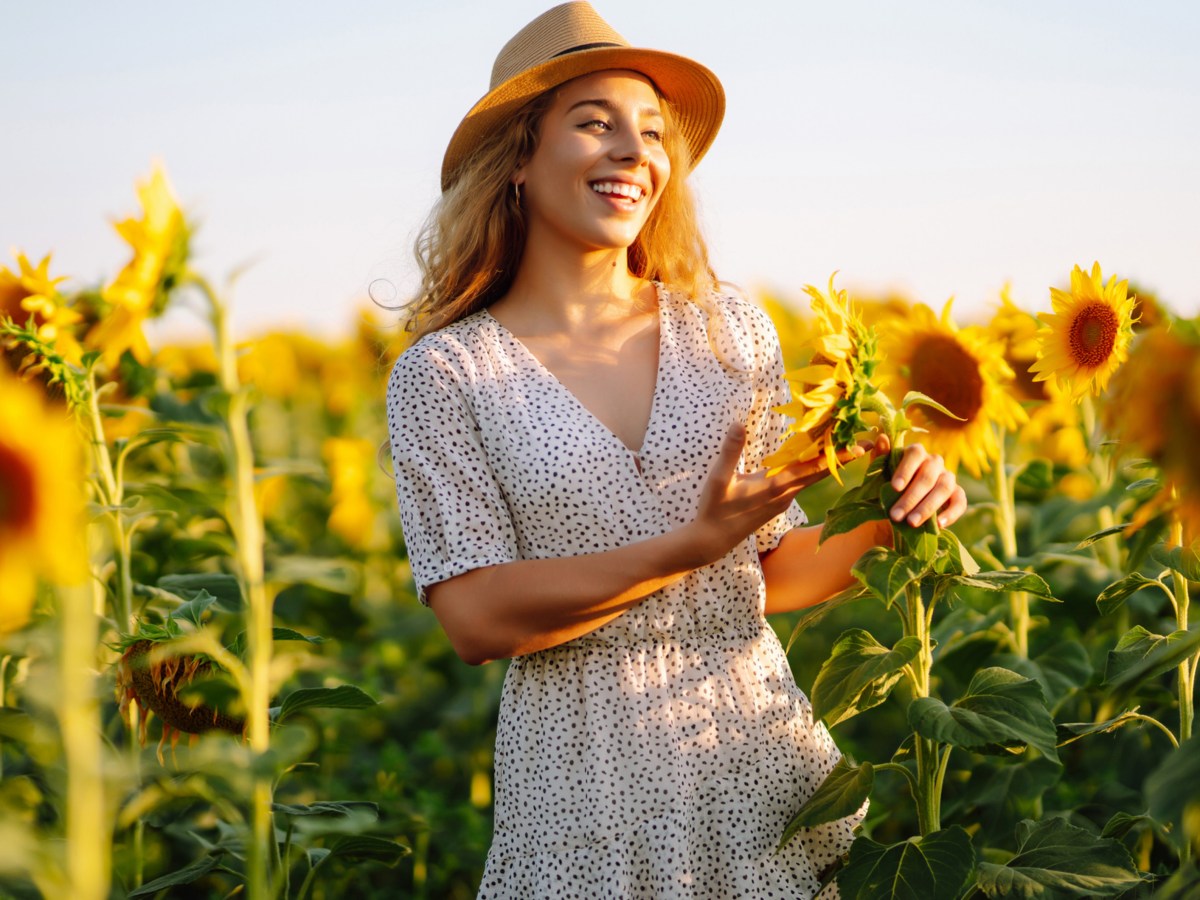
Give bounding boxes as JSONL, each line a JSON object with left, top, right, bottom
{"left": 552, "top": 41, "right": 624, "bottom": 58}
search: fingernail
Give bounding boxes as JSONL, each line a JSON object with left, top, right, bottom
{"left": 938, "top": 516, "right": 948, "bottom": 527}
{"left": 891, "top": 507, "right": 904, "bottom": 521}
{"left": 892, "top": 477, "right": 905, "bottom": 489}
{"left": 908, "top": 513, "right": 921, "bottom": 526}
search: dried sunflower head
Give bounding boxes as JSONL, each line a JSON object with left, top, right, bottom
{"left": 763, "top": 274, "right": 880, "bottom": 484}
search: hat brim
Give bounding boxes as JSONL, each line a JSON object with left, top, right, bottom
{"left": 441, "top": 46, "right": 724, "bottom": 191}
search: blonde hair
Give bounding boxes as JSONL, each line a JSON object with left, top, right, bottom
{"left": 400, "top": 77, "right": 718, "bottom": 342}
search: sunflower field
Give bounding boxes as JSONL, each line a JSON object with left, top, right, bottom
{"left": 1, "top": 165, "right": 1198, "bottom": 899}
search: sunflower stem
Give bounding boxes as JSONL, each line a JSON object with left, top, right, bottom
{"left": 991, "top": 429, "right": 1029, "bottom": 657}
{"left": 902, "top": 578, "right": 941, "bottom": 835}
{"left": 204, "top": 273, "right": 274, "bottom": 900}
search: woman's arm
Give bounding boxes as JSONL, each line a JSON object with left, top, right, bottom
{"left": 761, "top": 441, "right": 969, "bottom": 615}
{"left": 428, "top": 423, "right": 847, "bottom": 665}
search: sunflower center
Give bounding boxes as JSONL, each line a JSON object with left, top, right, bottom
{"left": 0, "top": 442, "right": 37, "bottom": 532}
{"left": 909, "top": 335, "right": 984, "bottom": 429}
{"left": 1068, "top": 302, "right": 1119, "bottom": 369}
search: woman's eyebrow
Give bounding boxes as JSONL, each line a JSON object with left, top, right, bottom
{"left": 566, "top": 98, "right": 664, "bottom": 118}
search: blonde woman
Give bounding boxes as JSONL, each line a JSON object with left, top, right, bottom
{"left": 386, "top": 3, "right": 967, "bottom": 896}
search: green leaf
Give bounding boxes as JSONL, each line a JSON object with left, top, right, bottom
{"left": 837, "top": 826, "right": 974, "bottom": 900}
{"left": 1104, "top": 626, "right": 1200, "bottom": 690}
{"left": 997, "top": 642, "right": 1093, "bottom": 706}
{"left": 1014, "top": 459, "right": 1054, "bottom": 497}
{"left": 1145, "top": 735, "right": 1200, "bottom": 853}
{"left": 1151, "top": 543, "right": 1200, "bottom": 581}
{"left": 158, "top": 573, "right": 243, "bottom": 608}
{"left": 321, "top": 834, "right": 410, "bottom": 865}
{"left": 820, "top": 500, "right": 889, "bottom": 545}
{"left": 168, "top": 590, "right": 222, "bottom": 628}
{"left": 272, "top": 800, "right": 379, "bottom": 820}
{"left": 128, "top": 854, "right": 222, "bottom": 897}
{"left": 267, "top": 556, "right": 359, "bottom": 594}
{"left": 975, "top": 817, "right": 1146, "bottom": 897}
{"left": 933, "top": 530, "right": 980, "bottom": 577}
{"left": 274, "top": 685, "right": 378, "bottom": 723}
{"left": 1150, "top": 861, "right": 1200, "bottom": 899}
{"left": 948, "top": 570, "right": 1055, "bottom": 598}
{"left": 778, "top": 758, "right": 873, "bottom": 848}
{"left": 812, "top": 630, "right": 920, "bottom": 727}
{"left": 852, "top": 547, "right": 928, "bottom": 610}
{"left": 901, "top": 390, "right": 966, "bottom": 421}
{"left": 1099, "top": 811, "right": 1158, "bottom": 842}
{"left": 1073, "top": 523, "right": 1129, "bottom": 550}
{"left": 908, "top": 667, "right": 1058, "bottom": 760}
{"left": 1096, "top": 572, "right": 1171, "bottom": 616}
{"left": 1055, "top": 710, "right": 1147, "bottom": 747}
{"left": 273, "top": 627, "right": 327, "bottom": 645}
{"left": 785, "top": 584, "right": 869, "bottom": 653}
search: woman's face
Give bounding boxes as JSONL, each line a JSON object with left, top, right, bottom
{"left": 516, "top": 70, "right": 670, "bottom": 255}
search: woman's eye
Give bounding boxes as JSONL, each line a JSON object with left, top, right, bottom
{"left": 581, "top": 119, "right": 610, "bottom": 131}
{"left": 642, "top": 130, "right": 663, "bottom": 143}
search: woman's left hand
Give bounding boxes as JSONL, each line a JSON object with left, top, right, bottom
{"left": 870, "top": 435, "right": 968, "bottom": 529}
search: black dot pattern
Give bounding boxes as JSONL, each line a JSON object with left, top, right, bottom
{"left": 386, "top": 285, "right": 864, "bottom": 898}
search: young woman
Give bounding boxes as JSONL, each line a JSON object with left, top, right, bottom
{"left": 386, "top": 3, "right": 967, "bottom": 896}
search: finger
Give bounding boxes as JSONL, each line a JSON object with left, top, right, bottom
{"left": 710, "top": 422, "right": 747, "bottom": 488}
{"left": 937, "top": 486, "right": 968, "bottom": 528}
{"left": 891, "top": 454, "right": 945, "bottom": 522}
{"left": 890, "top": 443, "right": 928, "bottom": 491}
{"left": 902, "top": 471, "right": 958, "bottom": 527}
{"left": 774, "top": 443, "right": 866, "bottom": 490}
{"left": 871, "top": 433, "right": 891, "bottom": 458}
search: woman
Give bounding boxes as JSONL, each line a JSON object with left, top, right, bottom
{"left": 386, "top": 3, "right": 967, "bottom": 896}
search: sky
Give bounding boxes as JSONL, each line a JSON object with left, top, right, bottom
{"left": 3, "top": 0, "right": 1199, "bottom": 343}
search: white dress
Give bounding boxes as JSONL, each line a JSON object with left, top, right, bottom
{"left": 386, "top": 285, "right": 863, "bottom": 899}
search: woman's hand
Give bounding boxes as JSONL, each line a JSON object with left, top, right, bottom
{"left": 689, "top": 422, "right": 867, "bottom": 565}
{"left": 871, "top": 434, "right": 968, "bottom": 529}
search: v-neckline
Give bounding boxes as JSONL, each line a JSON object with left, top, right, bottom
{"left": 484, "top": 283, "right": 668, "bottom": 457}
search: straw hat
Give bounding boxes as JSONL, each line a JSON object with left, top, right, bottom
{"left": 441, "top": 1, "right": 725, "bottom": 191}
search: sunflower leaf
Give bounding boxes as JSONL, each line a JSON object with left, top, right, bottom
{"left": 1096, "top": 573, "right": 1171, "bottom": 616}
{"left": 778, "top": 757, "right": 872, "bottom": 848}
{"left": 1150, "top": 544, "right": 1200, "bottom": 581}
{"left": 1074, "top": 524, "right": 1129, "bottom": 550}
{"left": 900, "top": 390, "right": 966, "bottom": 421}
{"left": 1104, "top": 626, "right": 1200, "bottom": 691}
{"left": 1145, "top": 735, "right": 1200, "bottom": 854}
{"left": 811, "top": 630, "right": 921, "bottom": 726}
{"left": 908, "top": 667, "right": 1058, "bottom": 759}
{"left": 836, "top": 827, "right": 974, "bottom": 900}
{"left": 852, "top": 547, "right": 928, "bottom": 610}
{"left": 819, "top": 501, "right": 889, "bottom": 546}
{"left": 975, "top": 817, "right": 1146, "bottom": 897}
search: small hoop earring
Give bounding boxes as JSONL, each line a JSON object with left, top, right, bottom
{"left": 513, "top": 182, "right": 522, "bottom": 206}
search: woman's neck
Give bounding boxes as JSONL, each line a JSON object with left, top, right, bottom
{"left": 494, "top": 238, "right": 652, "bottom": 336}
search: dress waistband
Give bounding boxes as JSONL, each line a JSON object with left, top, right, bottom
{"left": 536, "top": 617, "right": 772, "bottom": 653}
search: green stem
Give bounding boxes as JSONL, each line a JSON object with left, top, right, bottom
{"left": 903, "top": 579, "right": 942, "bottom": 835}
{"left": 204, "top": 275, "right": 274, "bottom": 900}
{"left": 991, "top": 430, "right": 1029, "bottom": 658}
{"left": 874, "top": 762, "right": 920, "bottom": 795}
{"left": 84, "top": 373, "right": 135, "bottom": 632}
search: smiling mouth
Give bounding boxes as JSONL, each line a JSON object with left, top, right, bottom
{"left": 590, "top": 181, "right": 645, "bottom": 203}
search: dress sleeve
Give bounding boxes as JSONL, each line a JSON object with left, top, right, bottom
{"left": 739, "top": 303, "right": 809, "bottom": 553}
{"left": 386, "top": 339, "right": 519, "bottom": 606}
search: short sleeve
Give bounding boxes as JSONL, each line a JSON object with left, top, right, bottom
{"left": 386, "top": 339, "right": 519, "bottom": 606}
{"left": 738, "top": 303, "right": 809, "bottom": 553}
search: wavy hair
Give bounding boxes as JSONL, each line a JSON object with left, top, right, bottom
{"left": 400, "top": 78, "right": 718, "bottom": 342}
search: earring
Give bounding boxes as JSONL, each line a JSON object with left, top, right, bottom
{"left": 513, "top": 182, "right": 522, "bottom": 206}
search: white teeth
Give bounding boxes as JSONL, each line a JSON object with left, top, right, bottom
{"left": 592, "top": 182, "right": 643, "bottom": 201}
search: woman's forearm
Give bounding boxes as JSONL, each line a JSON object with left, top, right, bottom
{"left": 761, "top": 518, "right": 893, "bottom": 615}
{"left": 427, "top": 523, "right": 719, "bottom": 665}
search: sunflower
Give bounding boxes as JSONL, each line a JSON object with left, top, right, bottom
{"left": 762, "top": 275, "right": 880, "bottom": 484}
{"left": 322, "top": 437, "right": 377, "bottom": 548}
{"left": 0, "top": 250, "right": 85, "bottom": 367}
{"left": 86, "top": 162, "right": 190, "bottom": 368}
{"left": 0, "top": 369, "right": 87, "bottom": 633}
{"left": 1029, "top": 262, "right": 1137, "bottom": 400}
{"left": 1103, "top": 320, "right": 1200, "bottom": 546}
{"left": 986, "top": 288, "right": 1088, "bottom": 470}
{"left": 880, "top": 299, "right": 1026, "bottom": 478}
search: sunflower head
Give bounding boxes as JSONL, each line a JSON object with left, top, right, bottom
{"left": 880, "top": 298, "right": 1026, "bottom": 478}
{"left": 0, "top": 369, "right": 87, "bottom": 633}
{"left": 86, "top": 162, "right": 191, "bottom": 368}
{"left": 987, "top": 285, "right": 1044, "bottom": 403}
{"left": 1029, "top": 262, "right": 1138, "bottom": 400}
{"left": 1103, "top": 318, "right": 1200, "bottom": 546}
{"left": 0, "top": 250, "right": 85, "bottom": 369}
{"left": 763, "top": 274, "right": 881, "bottom": 483}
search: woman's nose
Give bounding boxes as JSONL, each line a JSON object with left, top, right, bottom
{"left": 611, "top": 129, "right": 651, "bottom": 164}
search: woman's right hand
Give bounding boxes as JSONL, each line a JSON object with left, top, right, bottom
{"left": 689, "top": 423, "right": 868, "bottom": 565}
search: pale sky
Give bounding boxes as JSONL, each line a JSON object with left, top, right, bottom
{"left": 4, "top": 1, "right": 1198, "bottom": 342}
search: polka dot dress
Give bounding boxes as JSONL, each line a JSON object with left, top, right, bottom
{"left": 386, "top": 285, "right": 864, "bottom": 899}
